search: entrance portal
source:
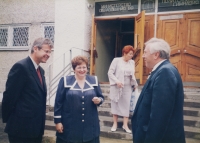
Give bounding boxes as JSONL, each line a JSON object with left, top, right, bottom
{"left": 95, "top": 19, "right": 135, "bottom": 83}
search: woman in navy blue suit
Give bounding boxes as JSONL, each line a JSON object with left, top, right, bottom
{"left": 54, "top": 56, "right": 104, "bottom": 143}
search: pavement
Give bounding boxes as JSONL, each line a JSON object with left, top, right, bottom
{"left": 0, "top": 118, "right": 9, "bottom": 143}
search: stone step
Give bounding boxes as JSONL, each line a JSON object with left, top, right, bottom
{"left": 100, "top": 100, "right": 111, "bottom": 108}
{"left": 45, "top": 120, "right": 56, "bottom": 131}
{"left": 186, "top": 138, "right": 200, "bottom": 143}
{"left": 184, "top": 88, "right": 200, "bottom": 92}
{"left": 46, "top": 112, "right": 54, "bottom": 121}
{"left": 45, "top": 114, "right": 200, "bottom": 141}
{"left": 184, "top": 99, "right": 200, "bottom": 108}
{"left": 102, "top": 93, "right": 110, "bottom": 100}
{"left": 45, "top": 112, "right": 200, "bottom": 129}
{"left": 184, "top": 93, "right": 200, "bottom": 101}
{"left": 44, "top": 119, "right": 133, "bottom": 140}
{"left": 99, "top": 116, "right": 132, "bottom": 129}
{"left": 184, "top": 107, "right": 200, "bottom": 117}
{"left": 45, "top": 120, "right": 200, "bottom": 141}
{"left": 184, "top": 116, "right": 200, "bottom": 128}
{"left": 184, "top": 126, "right": 200, "bottom": 140}
{"left": 100, "top": 126, "right": 132, "bottom": 140}
{"left": 100, "top": 99, "right": 200, "bottom": 109}
{"left": 100, "top": 115, "right": 200, "bottom": 129}
{"left": 98, "top": 107, "right": 200, "bottom": 118}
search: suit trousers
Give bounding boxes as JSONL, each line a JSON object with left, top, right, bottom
{"left": 56, "top": 136, "right": 100, "bottom": 143}
{"left": 8, "top": 134, "right": 42, "bottom": 143}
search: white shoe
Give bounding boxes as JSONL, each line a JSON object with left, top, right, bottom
{"left": 122, "top": 126, "right": 132, "bottom": 134}
{"left": 111, "top": 127, "right": 117, "bottom": 132}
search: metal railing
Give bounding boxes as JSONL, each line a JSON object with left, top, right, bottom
{"left": 46, "top": 47, "right": 89, "bottom": 106}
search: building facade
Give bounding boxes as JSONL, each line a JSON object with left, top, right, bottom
{"left": 0, "top": 0, "right": 200, "bottom": 106}
{"left": 0, "top": 0, "right": 55, "bottom": 101}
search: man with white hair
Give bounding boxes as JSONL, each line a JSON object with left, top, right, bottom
{"left": 131, "top": 38, "right": 185, "bottom": 143}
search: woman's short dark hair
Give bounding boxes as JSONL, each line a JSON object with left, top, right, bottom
{"left": 122, "top": 45, "right": 135, "bottom": 55}
{"left": 71, "top": 56, "right": 88, "bottom": 70}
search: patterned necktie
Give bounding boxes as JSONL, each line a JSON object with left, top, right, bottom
{"left": 37, "top": 68, "right": 43, "bottom": 85}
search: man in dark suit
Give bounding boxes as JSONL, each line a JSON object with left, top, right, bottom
{"left": 131, "top": 38, "right": 185, "bottom": 143}
{"left": 2, "top": 38, "right": 53, "bottom": 143}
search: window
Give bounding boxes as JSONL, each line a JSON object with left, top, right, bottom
{"left": 0, "top": 25, "right": 30, "bottom": 50}
{"left": 0, "top": 28, "right": 8, "bottom": 47}
{"left": 42, "top": 23, "right": 54, "bottom": 44}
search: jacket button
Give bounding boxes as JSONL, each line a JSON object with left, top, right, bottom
{"left": 82, "top": 102, "right": 84, "bottom": 104}
{"left": 82, "top": 108, "right": 85, "bottom": 110}
{"left": 82, "top": 96, "right": 84, "bottom": 99}
{"left": 82, "top": 120, "right": 84, "bottom": 122}
{"left": 82, "top": 114, "right": 84, "bottom": 116}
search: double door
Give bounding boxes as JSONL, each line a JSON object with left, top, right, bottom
{"left": 157, "top": 12, "right": 200, "bottom": 82}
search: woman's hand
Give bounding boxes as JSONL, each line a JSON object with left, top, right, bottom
{"left": 56, "top": 123, "right": 63, "bottom": 133}
{"left": 116, "top": 82, "right": 123, "bottom": 88}
{"left": 92, "top": 97, "right": 101, "bottom": 105}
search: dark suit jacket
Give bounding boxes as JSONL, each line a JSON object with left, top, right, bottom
{"left": 2, "top": 56, "right": 47, "bottom": 138}
{"left": 131, "top": 60, "right": 185, "bottom": 143}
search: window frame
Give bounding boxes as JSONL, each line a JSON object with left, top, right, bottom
{"left": 41, "top": 23, "right": 55, "bottom": 44}
{"left": 0, "top": 24, "right": 30, "bottom": 51}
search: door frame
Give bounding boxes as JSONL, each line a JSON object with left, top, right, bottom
{"left": 90, "top": 12, "right": 146, "bottom": 84}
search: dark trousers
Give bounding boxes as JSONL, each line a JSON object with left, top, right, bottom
{"left": 8, "top": 134, "right": 43, "bottom": 143}
{"left": 56, "top": 136, "right": 100, "bottom": 143}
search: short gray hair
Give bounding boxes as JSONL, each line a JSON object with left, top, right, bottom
{"left": 145, "top": 38, "right": 170, "bottom": 60}
{"left": 31, "top": 38, "right": 53, "bottom": 53}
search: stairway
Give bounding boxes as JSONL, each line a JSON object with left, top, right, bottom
{"left": 45, "top": 84, "right": 200, "bottom": 142}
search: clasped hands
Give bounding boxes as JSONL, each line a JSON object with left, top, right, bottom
{"left": 116, "top": 82, "right": 123, "bottom": 88}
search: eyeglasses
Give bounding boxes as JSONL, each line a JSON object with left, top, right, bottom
{"left": 40, "top": 48, "right": 52, "bottom": 54}
{"left": 76, "top": 67, "right": 87, "bottom": 70}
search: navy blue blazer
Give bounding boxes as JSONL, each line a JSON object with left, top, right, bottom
{"left": 2, "top": 56, "right": 47, "bottom": 138}
{"left": 131, "top": 60, "right": 185, "bottom": 143}
{"left": 54, "top": 75, "right": 104, "bottom": 142}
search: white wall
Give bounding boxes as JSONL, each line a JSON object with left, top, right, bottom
{"left": 51, "top": 0, "right": 94, "bottom": 105}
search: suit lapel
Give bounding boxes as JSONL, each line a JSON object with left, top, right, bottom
{"left": 27, "top": 57, "right": 44, "bottom": 91}
{"left": 133, "top": 60, "right": 170, "bottom": 116}
{"left": 133, "top": 73, "right": 154, "bottom": 115}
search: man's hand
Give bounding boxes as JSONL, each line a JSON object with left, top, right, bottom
{"left": 56, "top": 123, "right": 63, "bottom": 133}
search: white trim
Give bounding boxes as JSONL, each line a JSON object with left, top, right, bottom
{"left": 89, "top": 76, "right": 98, "bottom": 86}
{"left": 54, "top": 116, "right": 61, "bottom": 118}
{"left": 64, "top": 76, "right": 72, "bottom": 88}
{"left": 84, "top": 80, "right": 95, "bottom": 91}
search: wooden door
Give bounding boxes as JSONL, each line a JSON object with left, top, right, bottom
{"left": 134, "top": 11, "right": 145, "bottom": 84}
{"left": 143, "top": 15, "right": 155, "bottom": 83}
{"left": 157, "top": 14, "right": 184, "bottom": 78}
{"left": 183, "top": 13, "right": 200, "bottom": 82}
{"left": 157, "top": 12, "right": 200, "bottom": 82}
{"left": 90, "top": 15, "right": 97, "bottom": 75}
